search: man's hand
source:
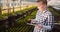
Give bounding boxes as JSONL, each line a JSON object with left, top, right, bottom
{"left": 30, "top": 19, "right": 35, "bottom": 23}
{"left": 36, "top": 24, "right": 43, "bottom": 30}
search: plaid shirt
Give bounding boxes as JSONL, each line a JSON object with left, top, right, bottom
{"left": 33, "top": 9, "right": 54, "bottom": 32}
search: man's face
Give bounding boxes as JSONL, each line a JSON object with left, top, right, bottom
{"left": 36, "top": 2, "right": 46, "bottom": 10}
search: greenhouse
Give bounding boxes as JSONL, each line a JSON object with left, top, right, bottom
{"left": 0, "top": 0, "right": 60, "bottom": 32}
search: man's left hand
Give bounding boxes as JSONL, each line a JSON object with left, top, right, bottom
{"left": 36, "top": 24, "right": 43, "bottom": 30}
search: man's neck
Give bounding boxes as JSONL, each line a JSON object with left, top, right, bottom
{"left": 39, "top": 8, "right": 46, "bottom": 13}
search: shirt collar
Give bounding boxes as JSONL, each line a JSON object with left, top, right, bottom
{"left": 38, "top": 9, "right": 47, "bottom": 13}
{"left": 43, "top": 9, "right": 47, "bottom": 13}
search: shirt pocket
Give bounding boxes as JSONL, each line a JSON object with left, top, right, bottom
{"left": 43, "top": 15, "right": 47, "bottom": 22}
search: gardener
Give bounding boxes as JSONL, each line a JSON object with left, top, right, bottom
{"left": 30, "top": 0, "right": 54, "bottom": 32}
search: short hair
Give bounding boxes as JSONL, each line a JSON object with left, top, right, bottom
{"left": 36, "top": 0, "right": 47, "bottom": 5}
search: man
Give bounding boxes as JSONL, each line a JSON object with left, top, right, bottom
{"left": 30, "top": 0, "right": 54, "bottom": 32}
